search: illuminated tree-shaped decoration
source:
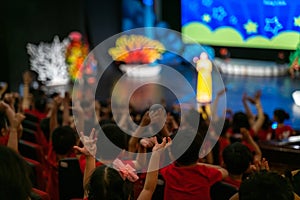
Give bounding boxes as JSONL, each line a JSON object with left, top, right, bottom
{"left": 27, "top": 36, "right": 70, "bottom": 86}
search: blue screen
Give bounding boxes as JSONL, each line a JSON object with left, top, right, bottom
{"left": 182, "top": 0, "right": 300, "bottom": 50}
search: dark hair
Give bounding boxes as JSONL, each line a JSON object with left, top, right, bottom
{"left": 0, "top": 146, "right": 32, "bottom": 200}
{"left": 34, "top": 95, "right": 47, "bottom": 113}
{"left": 222, "top": 142, "right": 253, "bottom": 175}
{"left": 0, "top": 111, "right": 8, "bottom": 134}
{"left": 52, "top": 126, "right": 77, "bottom": 155}
{"left": 172, "top": 129, "right": 204, "bottom": 166}
{"left": 98, "top": 124, "right": 129, "bottom": 160}
{"left": 261, "top": 113, "right": 272, "bottom": 130}
{"left": 239, "top": 171, "right": 294, "bottom": 200}
{"left": 87, "top": 165, "right": 133, "bottom": 200}
{"left": 274, "top": 109, "right": 290, "bottom": 123}
{"left": 232, "top": 112, "right": 250, "bottom": 133}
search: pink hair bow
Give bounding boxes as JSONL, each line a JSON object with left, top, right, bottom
{"left": 112, "top": 158, "right": 139, "bottom": 182}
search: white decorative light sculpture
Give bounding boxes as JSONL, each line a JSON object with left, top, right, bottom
{"left": 27, "top": 36, "right": 70, "bottom": 86}
{"left": 292, "top": 91, "right": 300, "bottom": 106}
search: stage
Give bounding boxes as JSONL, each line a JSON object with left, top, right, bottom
{"left": 47, "top": 58, "right": 300, "bottom": 130}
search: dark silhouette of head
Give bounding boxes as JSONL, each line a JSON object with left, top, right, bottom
{"left": 222, "top": 142, "right": 253, "bottom": 175}
{"left": 239, "top": 171, "right": 294, "bottom": 200}
{"left": 0, "top": 146, "right": 32, "bottom": 200}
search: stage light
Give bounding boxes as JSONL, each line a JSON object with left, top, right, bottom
{"left": 292, "top": 91, "right": 300, "bottom": 106}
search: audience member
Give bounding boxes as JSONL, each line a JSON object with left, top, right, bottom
{"left": 160, "top": 129, "right": 228, "bottom": 200}
{"left": 273, "top": 108, "right": 296, "bottom": 140}
{"left": 74, "top": 128, "right": 171, "bottom": 200}
{"left": 0, "top": 145, "right": 32, "bottom": 200}
{"left": 230, "top": 171, "right": 300, "bottom": 200}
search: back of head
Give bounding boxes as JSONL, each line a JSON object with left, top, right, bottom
{"left": 98, "top": 123, "right": 129, "bottom": 161}
{"left": 239, "top": 171, "right": 294, "bottom": 200}
{"left": 222, "top": 142, "right": 253, "bottom": 175}
{"left": 0, "top": 146, "right": 32, "bottom": 200}
{"left": 52, "top": 126, "right": 77, "bottom": 155}
{"left": 34, "top": 95, "right": 47, "bottom": 113}
{"left": 232, "top": 112, "right": 250, "bottom": 133}
{"left": 172, "top": 128, "right": 204, "bottom": 166}
{"left": 274, "top": 109, "right": 290, "bottom": 123}
{"left": 87, "top": 165, "right": 133, "bottom": 200}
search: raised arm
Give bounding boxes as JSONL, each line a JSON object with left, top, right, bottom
{"left": 211, "top": 89, "right": 226, "bottom": 122}
{"left": 240, "top": 128, "right": 262, "bottom": 164}
{"left": 0, "top": 101, "right": 25, "bottom": 152}
{"left": 137, "top": 137, "right": 171, "bottom": 200}
{"left": 7, "top": 113, "right": 25, "bottom": 152}
{"left": 73, "top": 128, "right": 97, "bottom": 197}
{"left": 242, "top": 93, "right": 255, "bottom": 126}
{"left": 128, "top": 111, "right": 150, "bottom": 153}
{"left": 251, "top": 91, "right": 265, "bottom": 134}
{"left": 49, "top": 95, "right": 62, "bottom": 141}
{"left": 62, "top": 92, "right": 71, "bottom": 126}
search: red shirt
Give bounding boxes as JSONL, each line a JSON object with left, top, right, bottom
{"left": 24, "top": 109, "right": 47, "bottom": 122}
{"left": 256, "top": 128, "right": 272, "bottom": 141}
{"left": 160, "top": 163, "right": 223, "bottom": 200}
{"left": 0, "top": 134, "right": 9, "bottom": 146}
{"left": 218, "top": 137, "right": 230, "bottom": 165}
{"left": 223, "top": 176, "right": 241, "bottom": 189}
{"left": 274, "top": 125, "right": 294, "bottom": 140}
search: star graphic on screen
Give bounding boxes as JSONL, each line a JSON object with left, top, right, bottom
{"left": 264, "top": 17, "right": 283, "bottom": 35}
{"left": 229, "top": 16, "right": 238, "bottom": 25}
{"left": 202, "top": 0, "right": 213, "bottom": 7}
{"left": 202, "top": 14, "right": 211, "bottom": 23}
{"left": 243, "top": 20, "right": 258, "bottom": 34}
{"left": 294, "top": 16, "right": 300, "bottom": 27}
{"left": 212, "top": 6, "right": 227, "bottom": 21}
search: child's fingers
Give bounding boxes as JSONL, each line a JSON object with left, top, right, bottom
{"left": 89, "top": 128, "right": 96, "bottom": 139}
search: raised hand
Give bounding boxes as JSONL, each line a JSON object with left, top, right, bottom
{"left": 152, "top": 136, "right": 172, "bottom": 153}
{"left": 11, "top": 113, "right": 25, "bottom": 129}
{"left": 74, "top": 128, "right": 97, "bottom": 157}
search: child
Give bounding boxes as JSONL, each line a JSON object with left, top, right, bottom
{"left": 160, "top": 129, "right": 228, "bottom": 200}
{"left": 74, "top": 128, "right": 171, "bottom": 200}
{"left": 273, "top": 109, "right": 295, "bottom": 140}
{"left": 231, "top": 171, "right": 299, "bottom": 200}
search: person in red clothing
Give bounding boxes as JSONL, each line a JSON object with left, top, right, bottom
{"left": 222, "top": 142, "right": 256, "bottom": 189}
{"left": 46, "top": 126, "right": 77, "bottom": 200}
{"left": 273, "top": 109, "right": 295, "bottom": 140}
{"left": 160, "top": 129, "right": 228, "bottom": 200}
{"left": 74, "top": 128, "right": 171, "bottom": 200}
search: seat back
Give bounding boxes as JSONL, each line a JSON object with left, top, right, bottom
{"left": 31, "top": 188, "right": 50, "bottom": 200}
{"left": 24, "top": 157, "right": 45, "bottom": 190}
{"left": 19, "top": 140, "right": 44, "bottom": 164}
{"left": 21, "top": 128, "right": 38, "bottom": 143}
{"left": 210, "top": 181, "right": 238, "bottom": 200}
{"left": 58, "top": 158, "right": 84, "bottom": 200}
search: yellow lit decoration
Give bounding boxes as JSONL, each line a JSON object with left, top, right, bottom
{"left": 108, "top": 35, "right": 165, "bottom": 64}
{"left": 65, "top": 32, "right": 89, "bottom": 81}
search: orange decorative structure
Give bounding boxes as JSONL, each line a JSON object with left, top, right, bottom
{"left": 65, "top": 32, "right": 89, "bottom": 81}
{"left": 108, "top": 34, "right": 165, "bottom": 64}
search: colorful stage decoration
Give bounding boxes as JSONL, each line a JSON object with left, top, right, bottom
{"left": 289, "top": 42, "right": 300, "bottom": 78}
{"left": 109, "top": 34, "right": 165, "bottom": 77}
{"left": 27, "top": 36, "right": 70, "bottom": 86}
{"left": 65, "top": 32, "right": 89, "bottom": 81}
{"left": 182, "top": 0, "right": 300, "bottom": 50}
{"left": 193, "top": 52, "right": 213, "bottom": 104}
{"left": 292, "top": 91, "right": 300, "bottom": 106}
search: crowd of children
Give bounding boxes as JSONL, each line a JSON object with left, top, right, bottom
{"left": 0, "top": 70, "right": 299, "bottom": 200}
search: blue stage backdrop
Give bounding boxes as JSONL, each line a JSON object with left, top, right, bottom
{"left": 182, "top": 0, "right": 300, "bottom": 50}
